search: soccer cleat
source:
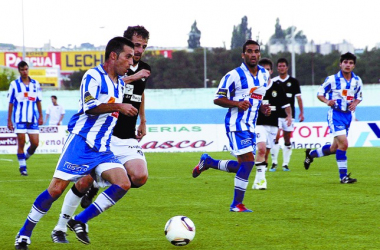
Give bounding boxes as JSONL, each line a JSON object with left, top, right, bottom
{"left": 81, "top": 185, "right": 99, "bottom": 209}
{"left": 14, "top": 234, "right": 30, "bottom": 250}
{"left": 230, "top": 203, "right": 253, "bottom": 212}
{"left": 192, "top": 153, "right": 210, "bottom": 178}
{"left": 252, "top": 179, "right": 267, "bottom": 190}
{"left": 282, "top": 165, "right": 290, "bottom": 171}
{"left": 269, "top": 163, "right": 277, "bottom": 172}
{"left": 19, "top": 167, "right": 28, "bottom": 176}
{"left": 340, "top": 173, "right": 357, "bottom": 184}
{"left": 304, "top": 149, "right": 313, "bottom": 170}
{"left": 51, "top": 230, "right": 69, "bottom": 243}
{"left": 67, "top": 217, "right": 90, "bottom": 245}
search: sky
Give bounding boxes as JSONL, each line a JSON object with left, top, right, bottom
{"left": 1, "top": 0, "right": 379, "bottom": 50}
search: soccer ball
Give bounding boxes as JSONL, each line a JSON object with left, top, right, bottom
{"left": 164, "top": 216, "right": 196, "bottom": 246}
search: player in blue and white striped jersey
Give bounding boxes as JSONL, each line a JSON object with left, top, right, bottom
{"left": 7, "top": 61, "right": 43, "bottom": 176}
{"left": 192, "top": 40, "right": 271, "bottom": 212}
{"left": 304, "top": 52, "right": 363, "bottom": 184}
{"left": 15, "top": 37, "right": 138, "bottom": 249}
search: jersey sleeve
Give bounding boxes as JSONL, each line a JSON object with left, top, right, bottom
{"left": 317, "top": 76, "right": 332, "bottom": 97}
{"left": 293, "top": 78, "right": 302, "bottom": 96}
{"left": 36, "top": 81, "right": 43, "bottom": 102}
{"left": 354, "top": 77, "right": 363, "bottom": 101}
{"left": 80, "top": 71, "right": 102, "bottom": 113}
{"left": 214, "top": 72, "right": 236, "bottom": 100}
{"left": 7, "top": 81, "right": 16, "bottom": 104}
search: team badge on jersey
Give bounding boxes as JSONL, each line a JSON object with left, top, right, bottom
{"left": 286, "top": 82, "right": 291, "bottom": 87}
{"left": 125, "top": 84, "right": 134, "bottom": 95}
{"left": 271, "top": 90, "right": 277, "bottom": 97}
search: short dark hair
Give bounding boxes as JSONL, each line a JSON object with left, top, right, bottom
{"left": 51, "top": 95, "right": 57, "bottom": 100}
{"left": 277, "top": 58, "right": 289, "bottom": 67}
{"left": 242, "top": 40, "right": 260, "bottom": 53}
{"left": 105, "top": 37, "right": 134, "bottom": 61}
{"left": 340, "top": 52, "right": 356, "bottom": 64}
{"left": 123, "top": 25, "right": 150, "bottom": 40}
{"left": 259, "top": 58, "right": 273, "bottom": 71}
{"left": 17, "top": 61, "right": 28, "bottom": 70}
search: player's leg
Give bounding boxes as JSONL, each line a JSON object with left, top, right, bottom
{"left": 229, "top": 131, "right": 255, "bottom": 212}
{"left": 334, "top": 134, "right": 355, "bottom": 183}
{"left": 15, "top": 178, "right": 70, "bottom": 248}
{"left": 252, "top": 125, "right": 267, "bottom": 190}
{"left": 282, "top": 130, "right": 292, "bottom": 171}
{"left": 16, "top": 132, "right": 27, "bottom": 176}
{"left": 270, "top": 121, "right": 282, "bottom": 171}
{"left": 25, "top": 132, "right": 39, "bottom": 160}
{"left": 52, "top": 175, "right": 94, "bottom": 243}
{"left": 125, "top": 159, "right": 148, "bottom": 188}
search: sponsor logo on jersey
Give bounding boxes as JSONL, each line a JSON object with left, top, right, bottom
{"left": 28, "top": 96, "right": 36, "bottom": 101}
{"left": 250, "top": 93, "right": 262, "bottom": 100}
{"left": 111, "top": 111, "right": 119, "bottom": 118}
{"left": 108, "top": 96, "right": 115, "bottom": 103}
{"left": 131, "top": 94, "right": 142, "bottom": 102}
{"left": 216, "top": 88, "right": 227, "bottom": 97}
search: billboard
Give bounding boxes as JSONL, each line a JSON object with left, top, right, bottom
{"left": 0, "top": 121, "right": 379, "bottom": 154}
{"left": 29, "top": 68, "right": 59, "bottom": 87}
{"left": 3, "top": 52, "right": 61, "bottom": 68}
{"left": 61, "top": 51, "right": 104, "bottom": 72}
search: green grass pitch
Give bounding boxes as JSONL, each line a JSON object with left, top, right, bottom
{"left": 1, "top": 148, "right": 380, "bottom": 249}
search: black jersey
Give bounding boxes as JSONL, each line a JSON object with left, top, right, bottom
{"left": 112, "top": 60, "right": 151, "bottom": 139}
{"left": 271, "top": 75, "right": 301, "bottom": 118}
{"left": 256, "top": 81, "right": 290, "bottom": 126}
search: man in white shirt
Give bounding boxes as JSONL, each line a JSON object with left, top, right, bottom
{"left": 45, "top": 95, "right": 65, "bottom": 125}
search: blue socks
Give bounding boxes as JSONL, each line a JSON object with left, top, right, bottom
{"left": 17, "top": 153, "right": 26, "bottom": 169}
{"left": 336, "top": 149, "right": 348, "bottom": 179}
{"left": 310, "top": 144, "right": 332, "bottom": 158}
{"left": 19, "top": 190, "right": 57, "bottom": 237}
{"left": 232, "top": 162, "right": 254, "bottom": 207}
{"left": 75, "top": 184, "right": 128, "bottom": 223}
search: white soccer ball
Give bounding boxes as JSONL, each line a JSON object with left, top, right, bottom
{"left": 164, "top": 216, "right": 196, "bottom": 246}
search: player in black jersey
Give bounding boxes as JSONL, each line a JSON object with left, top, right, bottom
{"left": 270, "top": 58, "right": 304, "bottom": 172}
{"left": 51, "top": 26, "right": 151, "bottom": 244}
{"left": 252, "top": 58, "right": 292, "bottom": 190}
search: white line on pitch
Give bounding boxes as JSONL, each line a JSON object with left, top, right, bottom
{"left": 0, "top": 158, "right": 13, "bottom": 162}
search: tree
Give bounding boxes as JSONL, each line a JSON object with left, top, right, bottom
{"left": 231, "top": 16, "right": 252, "bottom": 49}
{"left": 188, "top": 21, "right": 201, "bottom": 49}
{"left": 62, "top": 70, "right": 86, "bottom": 89}
{"left": 0, "top": 67, "right": 17, "bottom": 90}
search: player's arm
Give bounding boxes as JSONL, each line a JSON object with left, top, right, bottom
{"left": 317, "top": 77, "right": 336, "bottom": 107}
{"left": 44, "top": 113, "right": 50, "bottom": 125}
{"left": 349, "top": 78, "right": 363, "bottom": 111}
{"left": 37, "top": 101, "right": 43, "bottom": 125}
{"left": 58, "top": 114, "right": 64, "bottom": 125}
{"left": 296, "top": 95, "right": 304, "bottom": 122}
{"left": 122, "top": 69, "right": 150, "bottom": 84}
{"left": 82, "top": 73, "right": 138, "bottom": 116}
{"left": 214, "top": 97, "right": 251, "bottom": 111}
{"left": 136, "top": 92, "right": 147, "bottom": 139}
{"left": 7, "top": 103, "right": 14, "bottom": 130}
{"left": 317, "top": 95, "right": 335, "bottom": 107}
{"left": 284, "top": 106, "right": 292, "bottom": 126}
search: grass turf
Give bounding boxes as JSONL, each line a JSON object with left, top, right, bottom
{"left": 1, "top": 147, "right": 380, "bottom": 249}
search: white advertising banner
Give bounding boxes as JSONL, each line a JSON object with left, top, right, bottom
{"left": 0, "top": 121, "right": 379, "bottom": 154}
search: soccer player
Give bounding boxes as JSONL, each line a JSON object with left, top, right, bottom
{"left": 14, "top": 37, "right": 138, "bottom": 250}
{"left": 44, "top": 95, "right": 65, "bottom": 125}
{"left": 252, "top": 58, "right": 292, "bottom": 190}
{"left": 7, "top": 61, "right": 43, "bottom": 176}
{"left": 270, "top": 58, "right": 304, "bottom": 171}
{"left": 304, "top": 52, "right": 362, "bottom": 184}
{"left": 192, "top": 40, "right": 271, "bottom": 212}
{"left": 51, "top": 26, "right": 151, "bottom": 243}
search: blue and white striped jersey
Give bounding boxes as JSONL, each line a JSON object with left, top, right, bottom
{"left": 67, "top": 64, "right": 125, "bottom": 152}
{"left": 317, "top": 71, "right": 363, "bottom": 112}
{"left": 215, "top": 63, "right": 271, "bottom": 133}
{"left": 7, "top": 77, "right": 42, "bottom": 124}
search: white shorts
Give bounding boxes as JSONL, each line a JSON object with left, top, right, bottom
{"left": 14, "top": 122, "right": 39, "bottom": 134}
{"left": 278, "top": 118, "right": 295, "bottom": 132}
{"left": 110, "top": 136, "right": 146, "bottom": 164}
{"left": 256, "top": 125, "right": 278, "bottom": 149}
